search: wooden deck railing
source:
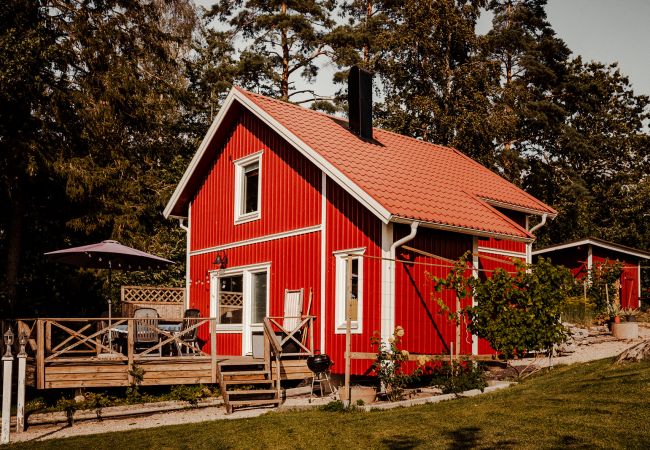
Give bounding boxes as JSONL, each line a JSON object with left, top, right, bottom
{"left": 17, "top": 317, "right": 218, "bottom": 389}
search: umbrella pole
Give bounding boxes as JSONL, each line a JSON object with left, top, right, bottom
{"left": 108, "top": 265, "right": 112, "bottom": 352}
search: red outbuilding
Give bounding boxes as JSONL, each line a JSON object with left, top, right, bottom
{"left": 532, "top": 238, "right": 649, "bottom": 309}
{"left": 164, "top": 71, "right": 556, "bottom": 374}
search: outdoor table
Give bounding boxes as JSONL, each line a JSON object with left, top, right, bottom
{"left": 109, "top": 323, "right": 182, "bottom": 334}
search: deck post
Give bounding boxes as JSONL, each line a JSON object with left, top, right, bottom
{"left": 36, "top": 320, "right": 44, "bottom": 390}
{"left": 210, "top": 318, "right": 217, "bottom": 384}
{"left": 45, "top": 321, "right": 52, "bottom": 355}
{"left": 127, "top": 319, "right": 134, "bottom": 384}
{"left": 344, "top": 255, "right": 352, "bottom": 408}
{"left": 1, "top": 351, "right": 13, "bottom": 444}
{"left": 16, "top": 336, "right": 27, "bottom": 433}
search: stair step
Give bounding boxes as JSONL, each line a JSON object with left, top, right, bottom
{"left": 222, "top": 370, "right": 269, "bottom": 376}
{"left": 224, "top": 379, "right": 274, "bottom": 385}
{"left": 226, "top": 389, "right": 277, "bottom": 396}
{"left": 228, "top": 399, "right": 281, "bottom": 406}
{"left": 219, "top": 360, "right": 266, "bottom": 366}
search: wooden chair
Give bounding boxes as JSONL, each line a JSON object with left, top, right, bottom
{"left": 134, "top": 308, "right": 161, "bottom": 356}
{"left": 98, "top": 311, "right": 122, "bottom": 353}
{"left": 174, "top": 308, "right": 201, "bottom": 355}
{"left": 280, "top": 289, "right": 304, "bottom": 353}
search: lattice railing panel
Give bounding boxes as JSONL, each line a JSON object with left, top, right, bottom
{"left": 122, "top": 286, "right": 185, "bottom": 304}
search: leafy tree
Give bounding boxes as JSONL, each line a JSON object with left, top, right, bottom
{"left": 373, "top": 0, "right": 499, "bottom": 167}
{"left": 529, "top": 59, "right": 650, "bottom": 249}
{"left": 430, "top": 254, "right": 573, "bottom": 364}
{"left": 482, "top": 0, "right": 571, "bottom": 183}
{"left": 210, "top": 0, "right": 335, "bottom": 101}
{"left": 0, "top": 0, "right": 199, "bottom": 317}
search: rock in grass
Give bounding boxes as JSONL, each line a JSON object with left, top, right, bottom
{"left": 615, "top": 339, "right": 650, "bottom": 363}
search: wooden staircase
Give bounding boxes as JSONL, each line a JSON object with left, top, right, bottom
{"left": 218, "top": 359, "right": 281, "bottom": 414}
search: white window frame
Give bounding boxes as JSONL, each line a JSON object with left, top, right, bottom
{"left": 334, "top": 247, "right": 365, "bottom": 335}
{"left": 209, "top": 262, "right": 271, "bottom": 342}
{"left": 233, "top": 151, "right": 263, "bottom": 224}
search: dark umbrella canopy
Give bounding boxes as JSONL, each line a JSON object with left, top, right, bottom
{"left": 44, "top": 240, "right": 174, "bottom": 270}
{"left": 44, "top": 240, "right": 175, "bottom": 348}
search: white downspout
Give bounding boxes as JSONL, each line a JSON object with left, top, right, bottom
{"left": 179, "top": 216, "right": 190, "bottom": 310}
{"left": 383, "top": 221, "right": 419, "bottom": 343}
{"left": 527, "top": 213, "right": 548, "bottom": 264}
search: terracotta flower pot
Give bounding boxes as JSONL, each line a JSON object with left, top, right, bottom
{"left": 339, "top": 386, "right": 377, "bottom": 404}
{"left": 613, "top": 316, "right": 621, "bottom": 324}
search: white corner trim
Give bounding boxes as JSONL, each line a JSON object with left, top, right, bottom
{"left": 320, "top": 171, "right": 327, "bottom": 353}
{"left": 186, "top": 202, "right": 192, "bottom": 309}
{"left": 190, "top": 224, "right": 321, "bottom": 256}
{"left": 380, "top": 222, "right": 394, "bottom": 343}
{"left": 472, "top": 236, "right": 479, "bottom": 356}
{"left": 477, "top": 246, "right": 527, "bottom": 259}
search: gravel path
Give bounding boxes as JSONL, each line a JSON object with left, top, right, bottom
{"left": 511, "top": 323, "right": 650, "bottom": 368}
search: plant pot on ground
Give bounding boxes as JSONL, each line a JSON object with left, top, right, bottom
{"left": 338, "top": 385, "right": 377, "bottom": 404}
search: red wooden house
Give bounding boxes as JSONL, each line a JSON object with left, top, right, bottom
{"left": 533, "top": 237, "right": 649, "bottom": 309}
{"left": 164, "top": 70, "right": 556, "bottom": 374}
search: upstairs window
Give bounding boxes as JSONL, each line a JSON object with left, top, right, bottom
{"left": 234, "top": 151, "right": 262, "bottom": 223}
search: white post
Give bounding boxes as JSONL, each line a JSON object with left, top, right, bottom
{"left": 1, "top": 355, "right": 13, "bottom": 444}
{"left": 16, "top": 334, "right": 27, "bottom": 433}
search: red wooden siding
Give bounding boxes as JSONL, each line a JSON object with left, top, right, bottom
{"left": 478, "top": 209, "right": 527, "bottom": 253}
{"left": 476, "top": 254, "right": 519, "bottom": 355}
{"left": 189, "top": 232, "right": 321, "bottom": 355}
{"left": 592, "top": 252, "right": 640, "bottom": 309}
{"left": 190, "top": 109, "right": 321, "bottom": 252}
{"left": 394, "top": 226, "right": 473, "bottom": 357}
{"left": 325, "top": 179, "right": 383, "bottom": 375}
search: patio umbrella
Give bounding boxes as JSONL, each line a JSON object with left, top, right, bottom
{"left": 44, "top": 240, "right": 174, "bottom": 349}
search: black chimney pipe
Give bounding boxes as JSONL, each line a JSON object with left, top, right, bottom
{"left": 348, "top": 66, "right": 373, "bottom": 140}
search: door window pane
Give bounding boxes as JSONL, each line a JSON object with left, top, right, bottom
{"left": 251, "top": 272, "right": 268, "bottom": 324}
{"left": 219, "top": 275, "right": 243, "bottom": 324}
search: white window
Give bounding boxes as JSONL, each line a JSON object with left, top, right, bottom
{"left": 234, "top": 151, "right": 262, "bottom": 224}
{"left": 334, "top": 248, "right": 365, "bottom": 334}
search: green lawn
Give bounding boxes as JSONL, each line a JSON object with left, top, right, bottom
{"left": 13, "top": 358, "right": 650, "bottom": 449}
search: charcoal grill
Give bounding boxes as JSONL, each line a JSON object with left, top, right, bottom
{"left": 307, "top": 353, "right": 335, "bottom": 402}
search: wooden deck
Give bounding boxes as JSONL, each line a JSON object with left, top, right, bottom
{"left": 16, "top": 317, "right": 313, "bottom": 391}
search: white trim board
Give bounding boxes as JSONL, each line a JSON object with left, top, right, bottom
{"left": 533, "top": 239, "right": 650, "bottom": 260}
{"left": 320, "top": 171, "right": 327, "bottom": 353}
{"left": 478, "top": 247, "right": 527, "bottom": 259}
{"left": 190, "top": 224, "right": 321, "bottom": 256}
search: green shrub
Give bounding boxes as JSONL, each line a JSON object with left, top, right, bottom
{"left": 562, "top": 296, "right": 597, "bottom": 326}
{"left": 426, "top": 361, "right": 487, "bottom": 395}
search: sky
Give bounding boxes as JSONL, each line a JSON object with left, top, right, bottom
{"left": 196, "top": 0, "right": 650, "bottom": 99}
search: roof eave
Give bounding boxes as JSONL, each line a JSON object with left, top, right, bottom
{"left": 533, "top": 238, "right": 650, "bottom": 260}
{"left": 479, "top": 198, "right": 557, "bottom": 218}
{"left": 390, "top": 216, "right": 535, "bottom": 244}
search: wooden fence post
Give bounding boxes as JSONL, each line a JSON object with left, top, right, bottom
{"left": 127, "top": 319, "right": 134, "bottom": 384}
{"left": 210, "top": 318, "right": 217, "bottom": 384}
{"left": 36, "top": 320, "right": 44, "bottom": 390}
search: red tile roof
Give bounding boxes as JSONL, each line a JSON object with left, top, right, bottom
{"left": 237, "top": 88, "right": 555, "bottom": 240}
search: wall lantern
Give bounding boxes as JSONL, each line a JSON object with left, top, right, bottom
{"left": 3, "top": 329, "right": 14, "bottom": 358}
{"left": 213, "top": 251, "right": 228, "bottom": 269}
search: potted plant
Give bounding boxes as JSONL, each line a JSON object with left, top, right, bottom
{"left": 621, "top": 308, "right": 638, "bottom": 323}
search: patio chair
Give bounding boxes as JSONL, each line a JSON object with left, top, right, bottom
{"left": 134, "top": 307, "right": 162, "bottom": 356}
{"left": 98, "top": 311, "right": 122, "bottom": 353}
{"left": 279, "top": 289, "right": 304, "bottom": 353}
{"left": 173, "top": 308, "right": 201, "bottom": 355}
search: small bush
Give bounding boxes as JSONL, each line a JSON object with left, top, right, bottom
{"left": 562, "top": 296, "right": 597, "bottom": 326}
{"left": 319, "top": 400, "right": 362, "bottom": 412}
{"left": 426, "top": 361, "right": 487, "bottom": 395}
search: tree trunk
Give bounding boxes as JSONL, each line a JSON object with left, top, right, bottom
{"left": 280, "top": 1, "right": 290, "bottom": 101}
